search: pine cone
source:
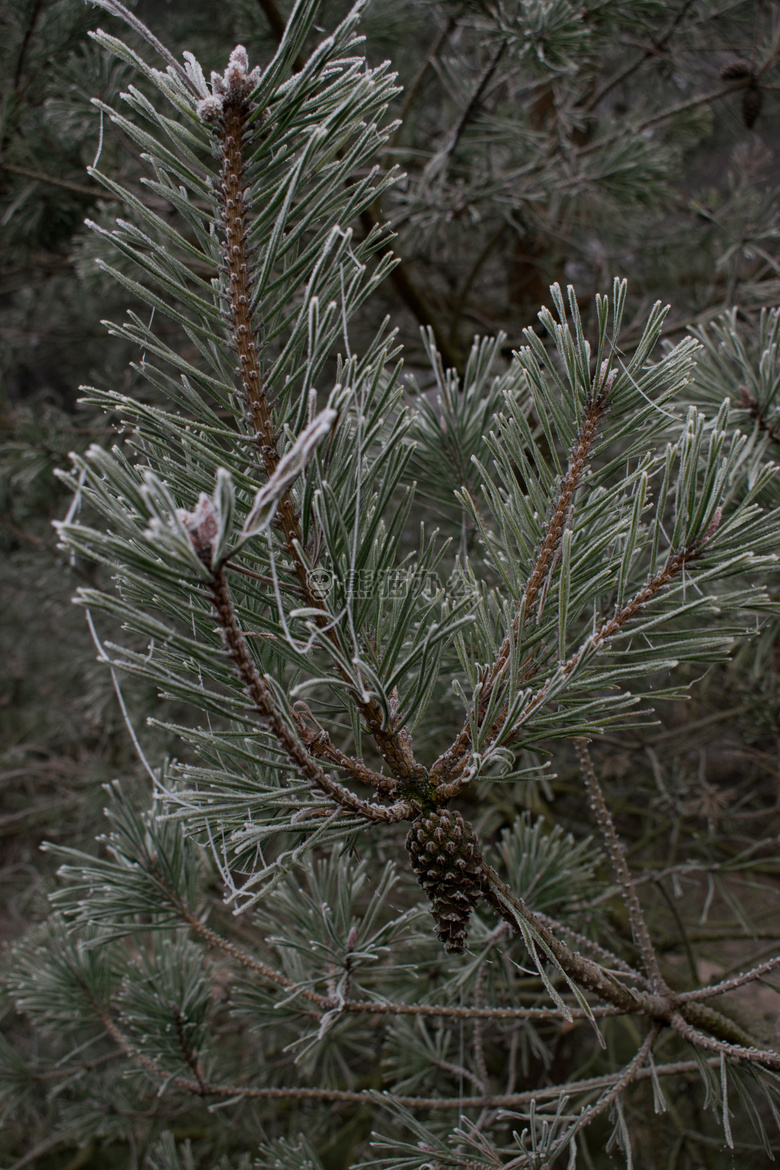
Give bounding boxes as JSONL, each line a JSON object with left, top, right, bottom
{"left": 406, "top": 809, "right": 486, "bottom": 954}
{"left": 742, "top": 84, "right": 763, "bottom": 129}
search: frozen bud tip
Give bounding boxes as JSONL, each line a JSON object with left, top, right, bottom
{"left": 702, "top": 507, "right": 722, "bottom": 544}
{"left": 196, "top": 94, "right": 224, "bottom": 123}
{"left": 225, "top": 45, "right": 250, "bottom": 87}
{"left": 177, "top": 493, "right": 219, "bottom": 559}
{"left": 595, "top": 360, "right": 617, "bottom": 398}
{"left": 201, "top": 44, "right": 262, "bottom": 116}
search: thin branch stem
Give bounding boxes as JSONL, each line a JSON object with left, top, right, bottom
{"left": 90, "top": 999, "right": 732, "bottom": 1112}
{"left": 679, "top": 956, "right": 780, "bottom": 1003}
{"left": 472, "top": 959, "right": 491, "bottom": 1094}
{"left": 292, "top": 701, "right": 398, "bottom": 796}
{"left": 174, "top": 899, "right": 327, "bottom": 1010}
{"left": 585, "top": 0, "right": 697, "bottom": 111}
{"left": 171, "top": 1001, "right": 207, "bottom": 1093}
{"left": 575, "top": 739, "right": 667, "bottom": 993}
{"left": 359, "top": 205, "right": 463, "bottom": 372}
{"left": 174, "top": 884, "right": 621, "bottom": 1021}
{"left": 340, "top": 999, "right": 621, "bottom": 1022}
{"left": 565, "top": 1026, "right": 660, "bottom": 1148}
{"left": 654, "top": 875, "right": 701, "bottom": 989}
{"left": 482, "top": 864, "right": 663, "bottom": 1015}
{"left": 670, "top": 1013, "right": 780, "bottom": 1069}
{"left": 443, "top": 41, "right": 506, "bottom": 165}
{"left": 578, "top": 80, "right": 751, "bottom": 159}
{"left": 534, "top": 911, "right": 649, "bottom": 984}
{"left": 437, "top": 536, "right": 702, "bottom": 802}
{"left": 210, "top": 566, "right": 410, "bottom": 823}
{"left": 381, "top": 15, "right": 457, "bottom": 168}
{"left": 432, "top": 390, "right": 609, "bottom": 788}
{"left": 0, "top": 163, "right": 100, "bottom": 198}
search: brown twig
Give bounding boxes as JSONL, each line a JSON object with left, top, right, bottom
{"left": 210, "top": 565, "right": 410, "bottom": 823}
{"left": 167, "top": 874, "right": 622, "bottom": 1022}
{"left": 579, "top": 80, "right": 754, "bottom": 160}
{"left": 534, "top": 911, "right": 649, "bottom": 984}
{"left": 380, "top": 16, "right": 457, "bottom": 169}
{"left": 84, "top": 1020, "right": 728, "bottom": 1111}
{"left": 472, "top": 957, "right": 491, "bottom": 1095}
{"left": 482, "top": 863, "right": 664, "bottom": 1016}
{"left": 340, "top": 999, "right": 620, "bottom": 1022}
{"left": 438, "top": 503, "right": 702, "bottom": 802}
{"left": 292, "top": 701, "right": 398, "bottom": 796}
{"left": 359, "top": 205, "right": 462, "bottom": 372}
{"left": 440, "top": 41, "right": 507, "bottom": 167}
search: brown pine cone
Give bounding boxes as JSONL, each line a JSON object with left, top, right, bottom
{"left": 406, "top": 808, "right": 486, "bottom": 954}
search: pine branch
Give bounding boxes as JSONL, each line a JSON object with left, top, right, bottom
{"left": 482, "top": 864, "right": 659, "bottom": 1016}
{"left": 209, "top": 564, "right": 410, "bottom": 823}
{"left": 292, "top": 701, "right": 398, "bottom": 795}
{"left": 678, "top": 956, "right": 780, "bottom": 1003}
{"left": 163, "top": 862, "right": 626, "bottom": 1024}
{"left": 574, "top": 739, "right": 666, "bottom": 992}
{"left": 579, "top": 79, "right": 753, "bottom": 158}
{"left": 436, "top": 532, "right": 706, "bottom": 802}
{"left": 78, "top": 1007, "right": 733, "bottom": 1111}
{"left": 200, "top": 64, "right": 428, "bottom": 779}
{"left": 670, "top": 1013, "right": 780, "bottom": 1070}
{"left": 586, "top": 0, "right": 697, "bottom": 111}
{"left": 431, "top": 378, "right": 612, "bottom": 788}
{"left": 482, "top": 863, "right": 780, "bottom": 1066}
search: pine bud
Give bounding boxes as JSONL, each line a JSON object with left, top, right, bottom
{"left": 406, "top": 809, "right": 486, "bottom": 953}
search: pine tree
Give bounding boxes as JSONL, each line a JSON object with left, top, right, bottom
{"left": 3, "top": 2, "right": 780, "bottom": 1168}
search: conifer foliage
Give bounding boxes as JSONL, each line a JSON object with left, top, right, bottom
{"left": 4, "top": 1, "right": 780, "bottom": 1168}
